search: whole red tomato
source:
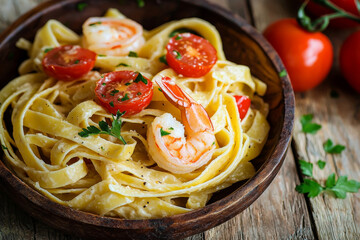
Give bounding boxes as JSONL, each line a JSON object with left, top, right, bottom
{"left": 305, "top": 0, "right": 360, "bottom": 28}
{"left": 340, "top": 31, "right": 360, "bottom": 93}
{"left": 263, "top": 19, "right": 333, "bottom": 92}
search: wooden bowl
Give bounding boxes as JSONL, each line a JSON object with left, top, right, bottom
{"left": 0, "top": 0, "right": 294, "bottom": 239}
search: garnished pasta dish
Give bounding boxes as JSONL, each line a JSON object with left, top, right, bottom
{"left": 0, "top": 9, "right": 270, "bottom": 219}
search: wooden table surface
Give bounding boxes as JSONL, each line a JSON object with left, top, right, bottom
{"left": 0, "top": 0, "right": 359, "bottom": 239}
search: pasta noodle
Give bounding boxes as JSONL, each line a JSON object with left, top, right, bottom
{"left": 0, "top": 9, "right": 270, "bottom": 219}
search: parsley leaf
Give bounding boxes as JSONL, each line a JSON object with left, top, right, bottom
{"left": 78, "top": 111, "right": 126, "bottom": 144}
{"left": 279, "top": 69, "right": 287, "bottom": 77}
{"left": 44, "top": 48, "right": 53, "bottom": 53}
{"left": 160, "top": 128, "right": 171, "bottom": 136}
{"left": 300, "top": 114, "right": 322, "bottom": 134}
{"left": 77, "top": 3, "right": 87, "bottom": 11}
{"left": 136, "top": 0, "right": 145, "bottom": 8}
{"left": 159, "top": 55, "right": 168, "bottom": 65}
{"left": 317, "top": 160, "right": 326, "bottom": 169}
{"left": 98, "top": 54, "right": 107, "bottom": 57}
{"left": 323, "top": 139, "right": 345, "bottom": 154}
{"left": 175, "top": 35, "right": 182, "bottom": 40}
{"left": 295, "top": 179, "right": 324, "bottom": 198}
{"left": 173, "top": 50, "right": 182, "bottom": 60}
{"left": 116, "top": 63, "right": 130, "bottom": 67}
{"left": 74, "top": 60, "right": 80, "bottom": 64}
{"left": 134, "top": 72, "right": 148, "bottom": 84}
{"left": 326, "top": 174, "right": 360, "bottom": 199}
{"left": 110, "top": 89, "right": 119, "bottom": 96}
{"left": 299, "top": 160, "right": 313, "bottom": 177}
{"left": 1, "top": 144, "right": 8, "bottom": 150}
{"left": 89, "top": 22, "right": 102, "bottom": 26}
{"left": 128, "top": 51, "right": 138, "bottom": 57}
{"left": 120, "top": 93, "right": 129, "bottom": 101}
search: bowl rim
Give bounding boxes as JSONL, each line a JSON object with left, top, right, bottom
{"left": 0, "top": 0, "right": 295, "bottom": 235}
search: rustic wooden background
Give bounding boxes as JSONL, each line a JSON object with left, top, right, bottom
{"left": 0, "top": 0, "right": 359, "bottom": 239}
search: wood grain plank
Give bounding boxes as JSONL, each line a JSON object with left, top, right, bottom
{"left": 203, "top": 0, "right": 315, "bottom": 238}
{"left": 250, "top": 0, "right": 360, "bottom": 239}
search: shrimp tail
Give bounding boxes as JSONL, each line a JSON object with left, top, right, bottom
{"left": 155, "top": 76, "right": 214, "bottom": 134}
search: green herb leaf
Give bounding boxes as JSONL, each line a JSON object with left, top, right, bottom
{"left": 77, "top": 3, "right": 87, "bottom": 11}
{"left": 326, "top": 174, "right": 360, "bottom": 199}
{"left": 89, "top": 22, "right": 102, "bottom": 26}
{"left": 120, "top": 93, "right": 129, "bottom": 101}
{"left": 98, "top": 54, "right": 107, "bottom": 57}
{"left": 317, "top": 160, "right": 326, "bottom": 169}
{"left": 295, "top": 179, "right": 324, "bottom": 198}
{"left": 299, "top": 160, "right": 313, "bottom": 177}
{"left": 1, "top": 144, "right": 8, "bottom": 150}
{"left": 330, "top": 89, "right": 339, "bottom": 98}
{"left": 173, "top": 50, "right": 182, "bottom": 60}
{"left": 128, "top": 51, "right": 138, "bottom": 57}
{"left": 110, "top": 89, "right": 120, "bottom": 96}
{"left": 102, "top": 83, "right": 106, "bottom": 86}
{"left": 134, "top": 72, "right": 148, "bottom": 84}
{"left": 159, "top": 55, "right": 168, "bottom": 65}
{"left": 136, "top": 0, "right": 145, "bottom": 7}
{"left": 116, "top": 62, "right": 130, "bottom": 67}
{"left": 160, "top": 128, "right": 171, "bottom": 136}
{"left": 279, "top": 69, "right": 287, "bottom": 77}
{"left": 175, "top": 35, "right": 182, "bottom": 40}
{"left": 325, "top": 173, "right": 336, "bottom": 188}
{"left": 158, "top": 87, "right": 163, "bottom": 92}
{"left": 300, "top": 114, "right": 322, "bottom": 134}
{"left": 137, "top": 92, "right": 142, "bottom": 95}
{"left": 44, "top": 48, "right": 54, "bottom": 53}
{"left": 109, "top": 101, "right": 114, "bottom": 107}
{"left": 74, "top": 60, "right": 80, "bottom": 64}
{"left": 125, "top": 82, "right": 131, "bottom": 86}
{"left": 323, "top": 139, "right": 345, "bottom": 154}
{"left": 78, "top": 110, "right": 126, "bottom": 144}
{"left": 169, "top": 28, "right": 200, "bottom": 38}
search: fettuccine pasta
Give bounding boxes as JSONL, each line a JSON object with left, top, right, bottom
{"left": 0, "top": 9, "right": 270, "bottom": 219}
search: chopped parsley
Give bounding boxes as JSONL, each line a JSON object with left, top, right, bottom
{"left": 158, "top": 87, "right": 162, "bottom": 92}
{"left": 76, "top": 3, "right": 87, "bottom": 11}
{"left": 175, "top": 35, "right": 182, "bottom": 40}
{"left": 74, "top": 60, "right": 80, "bottom": 64}
{"left": 317, "top": 160, "right": 326, "bottom": 169}
{"left": 89, "top": 22, "right": 102, "bottom": 26}
{"left": 128, "top": 51, "right": 138, "bottom": 57}
{"left": 98, "top": 54, "right": 107, "bottom": 57}
{"left": 78, "top": 110, "right": 126, "bottom": 144}
{"left": 173, "top": 50, "right": 182, "bottom": 60}
{"left": 160, "top": 128, "right": 171, "bottom": 136}
{"left": 299, "top": 160, "right": 313, "bottom": 177}
{"left": 120, "top": 93, "right": 130, "bottom": 101}
{"left": 110, "top": 89, "right": 120, "bottom": 96}
{"left": 137, "top": 0, "right": 145, "bottom": 8}
{"left": 116, "top": 63, "right": 130, "bottom": 67}
{"left": 109, "top": 101, "right": 114, "bottom": 107}
{"left": 102, "top": 83, "right": 106, "bottom": 86}
{"left": 159, "top": 55, "right": 168, "bottom": 65}
{"left": 323, "top": 139, "right": 346, "bottom": 154}
{"left": 44, "top": 48, "right": 54, "bottom": 53}
{"left": 300, "top": 114, "right": 321, "bottom": 134}
{"left": 125, "top": 82, "right": 131, "bottom": 86}
{"left": 137, "top": 92, "right": 142, "bottom": 96}
{"left": 101, "top": 94, "right": 106, "bottom": 98}
{"left": 134, "top": 72, "right": 148, "bottom": 84}
{"left": 169, "top": 28, "right": 200, "bottom": 38}
{"left": 279, "top": 69, "right": 287, "bottom": 78}
{"left": 1, "top": 144, "right": 8, "bottom": 150}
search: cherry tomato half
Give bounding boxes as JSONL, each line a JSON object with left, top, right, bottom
{"left": 42, "top": 45, "right": 96, "bottom": 81}
{"left": 95, "top": 71, "right": 153, "bottom": 116}
{"left": 166, "top": 33, "right": 217, "bottom": 78}
{"left": 263, "top": 19, "right": 333, "bottom": 92}
{"left": 340, "top": 31, "right": 360, "bottom": 93}
{"left": 234, "top": 95, "right": 251, "bottom": 120}
{"left": 304, "top": 0, "right": 360, "bottom": 28}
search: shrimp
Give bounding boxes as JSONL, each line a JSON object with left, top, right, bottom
{"left": 147, "top": 76, "right": 216, "bottom": 174}
{"left": 82, "top": 17, "right": 145, "bottom": 56}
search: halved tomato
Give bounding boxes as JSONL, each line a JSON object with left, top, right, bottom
{"left": 95, "top": 71, "right": 153, "bottom": 116}
{"left": 42, "top": 45, "right": 96, "bottom": 81}
{"left": 234, "top": 95, "right": 251, "bottom": 120}
{"left": 166, "top": 33, "right": 217, "bottom": 78}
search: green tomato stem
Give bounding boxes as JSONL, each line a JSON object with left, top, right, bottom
{"left": 297, "top": 0, "right": 360, "bottom": 32}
